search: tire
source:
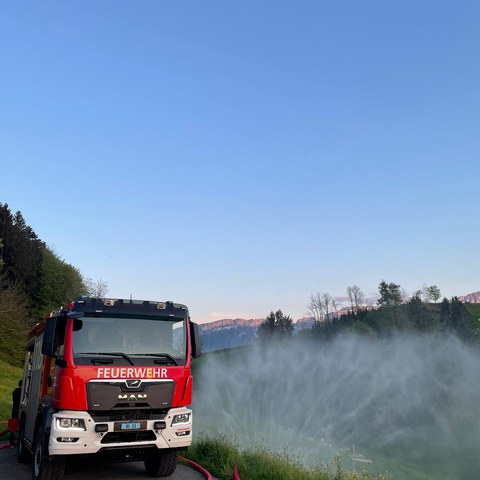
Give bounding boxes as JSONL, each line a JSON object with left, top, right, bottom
{"left": 144, "top": 450, "right": 178, "bottom": 477}
{"left": 17, "top": 417, "right": 31, "bottom": 464}
{"left": 32, "top": 428, "right": 66, "bottom": 480}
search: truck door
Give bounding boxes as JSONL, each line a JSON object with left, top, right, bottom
{"left": 24, "top": 335, "right": 45, "bottom": 445}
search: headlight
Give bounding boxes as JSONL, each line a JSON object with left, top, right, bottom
{"left": 57, "top": 418, "right": 86, "bottom": 430}
{"left": 171, "top": 413, "right": 191, "bottom": 426}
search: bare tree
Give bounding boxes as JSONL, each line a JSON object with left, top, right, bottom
{"left": 84, "top": 278, "right": 109, "bottom": 298}
{"left": 310, "top": 289, "right": 367, "bottom": 322}
{"left": 331, "top": 297, "right": 339, "bottom": 320}
{"left": 307, "top": 292, "right": 324, "bottom": 322}
{"left": 347, "top": 285, "right": 365, "bottom": 314}
{"left": 321, "top": 292, "right": 334, "bottom": 321}
{"left": 308, "top": 291, "right": 335, "bottom": 323}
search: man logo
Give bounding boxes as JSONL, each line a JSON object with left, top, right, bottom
{"left": 118, "top": 394, "right": 147, "bottom": 401}
{"left": 126, "top": 379, "right": 142, "bottom": 388}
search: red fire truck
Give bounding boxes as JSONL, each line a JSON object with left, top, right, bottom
{"left": 16, "top": 297, "right": 201, "bottom": 480}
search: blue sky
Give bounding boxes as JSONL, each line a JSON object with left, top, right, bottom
{"left": 1, "top": 1, "right": 479, "bottom": 323}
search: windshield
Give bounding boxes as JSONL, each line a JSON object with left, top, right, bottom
{"left": 72, "top": 315, "right": 186, "bottom": 365}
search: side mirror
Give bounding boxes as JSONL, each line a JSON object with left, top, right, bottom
{"left": 42, "top": 311, "right": 84, "bottom": 362}
{"left": 190, "top": 322, "right": 202, "bottom": 358}
{"left": 42, "top": 316, "right": 59, "bottom": 357}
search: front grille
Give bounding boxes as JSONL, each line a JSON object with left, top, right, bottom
{"left": 91, "top": 410, "right": 167, "bottom": 422}
{"left": 100, "top": 430, "right": 156, "bottom": 444}
{"left": 87, "top": 380, "right": 175, "bottom": 411}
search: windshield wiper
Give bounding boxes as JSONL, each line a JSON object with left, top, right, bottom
{"left": 132, "top": 353, "right": 178, "bottom": 366}
{"left": 79, "top": 352, "right": 135, "bottom": 365}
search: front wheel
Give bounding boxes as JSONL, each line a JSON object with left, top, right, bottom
{"left": 32, "top": 428, "right": 65, "bottom": 480}
{"left": 144, "top": 449, "right": 178, "bottom": 477}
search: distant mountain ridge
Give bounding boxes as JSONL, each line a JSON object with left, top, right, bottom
{"left": 199, "top": 316, "right": 314, "bottom": 352}
{"left": 458, "top": 291, "right": 480, "bottom": 303}
{"left": 199, "top": 316, "right": 315, "bottom": 335}
{"left": 199, "top": 320, "right": 259, "bottom": 352}
{"left": 199, "top": 318, "right": 265, "bottom": 333}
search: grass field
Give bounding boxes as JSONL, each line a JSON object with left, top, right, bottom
{"left": 464, "top": 304, "right": 480, "bottom": 338}
{"left": 465, "top": 304, "right": 480, "bottom": 320}
{"left": 184, "top": 435, "right": 390, "bottom": 480}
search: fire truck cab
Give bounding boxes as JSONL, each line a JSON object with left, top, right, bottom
{"left": 17, "top": 297, "right": 201, "bottom": 480}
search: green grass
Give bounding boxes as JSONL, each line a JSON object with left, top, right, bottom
{"left": 464, "top": 304, "right": 480, "bottom": 339}
{"left": 464, "top": 304, "right": 480, "bottom": 320}
{"left": 183, "top": 435, "right": 390, "bottom": 480}
{"left": 464, "top": 304, "right": 480, "bottom": 314}
{"left": 0, "top": 359, "right": 22, "bottom": 422}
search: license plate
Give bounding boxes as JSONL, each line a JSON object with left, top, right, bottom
{"left": 114, "top": 421, "right": 146, "bottom": 431}
{"left": 122, "top": 422, "right": 141, "bottom": 430}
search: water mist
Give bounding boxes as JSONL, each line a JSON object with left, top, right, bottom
{"left": 193, "top": 333, "right": 480, "bottom": 480}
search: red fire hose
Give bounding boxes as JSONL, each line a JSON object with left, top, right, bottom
{"left": 0, "top": 419, "right": 18, "bottom": 449}
{"left": 233, "top": 465, "right": 241, "bottom": 480}
{"left": 179, "top": 456, "right": 241, "bottom": 480}
{"left": 179, "top": 456, "right": 213, "bottom": 479}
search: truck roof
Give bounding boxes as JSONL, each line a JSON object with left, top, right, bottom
{"left": 27, "top": 297, "right": 190, "bottom": 340}
{"left": 70, "top": 296, "right": 190, "bottom": 317}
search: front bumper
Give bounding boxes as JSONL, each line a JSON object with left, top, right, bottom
{"left": 48, "top": 407, "right": 192, "bottom": 456}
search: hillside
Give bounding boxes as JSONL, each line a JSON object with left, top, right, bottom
{"left": 0, "top": 204, "right": 88, "bottom": 368}
{"left": 199, "top": 293, "right": 480, "bottom": 351}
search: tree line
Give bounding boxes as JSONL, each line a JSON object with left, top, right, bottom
{"left": 0, "top": 203, "right": 108, "bottom": 366}
{"left": 257, "top": 281, "right": 478, "bottom": 343}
